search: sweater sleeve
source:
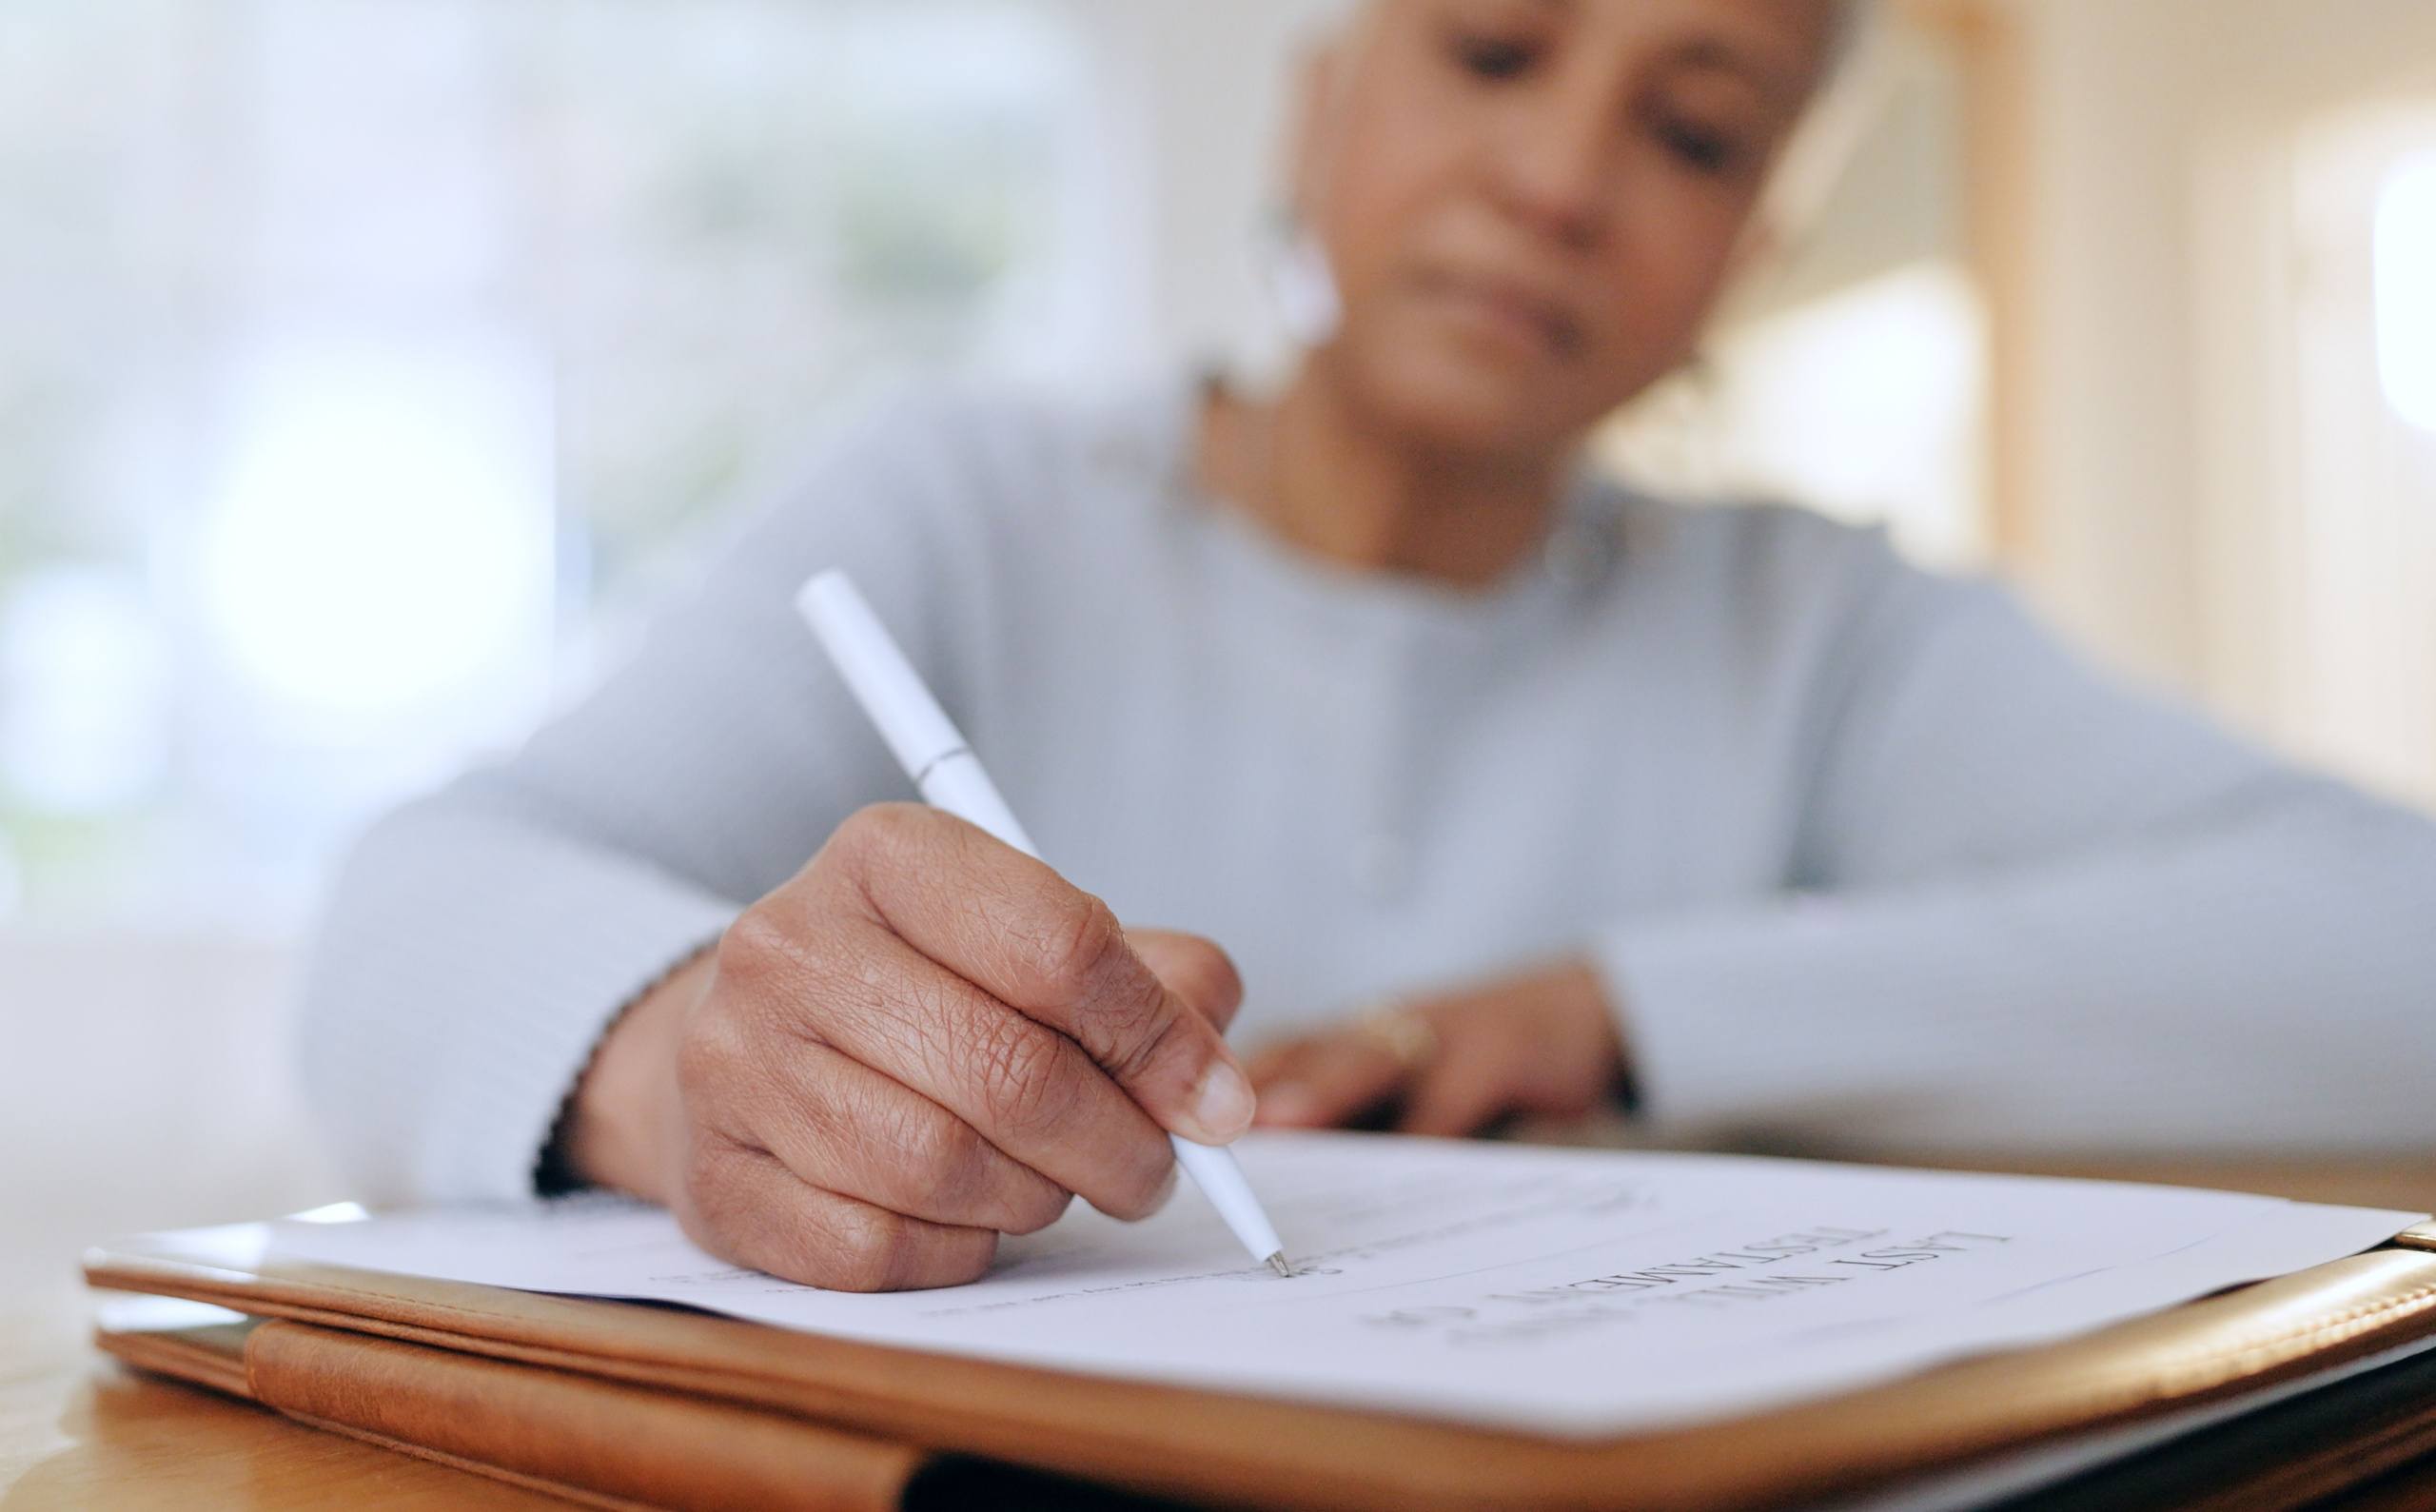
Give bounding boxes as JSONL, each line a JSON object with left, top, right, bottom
{"left": 1594, "top": 525, "right": 2436, "bottom": 1153}
{"left": 295, "top": 392, "right": 1010, "bottom": 1203}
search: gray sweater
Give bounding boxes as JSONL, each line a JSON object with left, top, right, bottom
{"left": 299, "top": 376, "right": 2436, "bottom": 1203}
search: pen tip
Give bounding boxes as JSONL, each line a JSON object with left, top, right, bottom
{"left": 1266, "top": 1252, "right": 1294, "bottom": 1278}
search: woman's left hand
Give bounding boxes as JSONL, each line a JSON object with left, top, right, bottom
{"left": 1246, "top": 958, "right": 1631, "bottom": 1137}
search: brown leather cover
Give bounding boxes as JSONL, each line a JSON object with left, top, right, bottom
{"left": 86, "top": 1221, "right": 2436, "bottom": 1512}
{"left": 94, "top": 1314, "right": 928, "bottom": 1512}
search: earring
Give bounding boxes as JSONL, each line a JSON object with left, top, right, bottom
{"left": 1263, "top": 207, "right": 1344, "bottom": 349}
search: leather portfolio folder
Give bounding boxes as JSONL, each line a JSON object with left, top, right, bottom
{"left": 83, "top": 1218, "right": 2436, "bottom": 1511}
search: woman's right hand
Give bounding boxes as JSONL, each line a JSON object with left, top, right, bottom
{"left": 560, "top": 803, "right": 1253, "bottom": 1291}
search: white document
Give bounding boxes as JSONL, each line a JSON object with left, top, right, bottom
{"left": 265, "top": 1133, "right": 2424, "bottom": 1437}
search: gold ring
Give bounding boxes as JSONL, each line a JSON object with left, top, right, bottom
{"left": 1356, "top": 1000, "right": 1438, "bottom": 1071}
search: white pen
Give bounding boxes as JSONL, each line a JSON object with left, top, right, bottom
{"left": 795, "top": 568, "right": 1293, "bottom": 1278}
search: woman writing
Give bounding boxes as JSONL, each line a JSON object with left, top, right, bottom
{"left": 301, "top": 0, "right": 2436, "bottom": 1290}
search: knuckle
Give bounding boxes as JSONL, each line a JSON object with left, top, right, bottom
{"left": 1105, "top": 997, "right": 1188, "bottom": 1088}
{"left": 914, "top": 1112, "right": 998, "bottom": 1206}
{"left": 783, "top": 1065, "right": 866, "bottom": 1168}
{"left": 823, "top": 1205, "right": 913, "bottom": 1293}
{"left": 717, "top": 903, "right": 802, "bottom": 987}
{"left": 976, "top": 1017, "right": 1078, "bottom": 1141}
{"left": 879, "top": 1089, "right": 1067, "bottom": 1235}
{"left": 1031, "top": 892, "right": 1127, "bottom": 1003}
{"left": 832, "top": 802, "right": 926, "bottom": 874}
{"left": 1002, "top": 1183, "right": 1074, "bottom": 1236}
{"left": 828, "top": 802, "right": 888, "bottom": 854}
{"left": 714, "top": 900, "right": 873, "bottom": 1050}
{"left": 862, "top": 1079, "right": 954, "bottom": 1168}
{"left": 673, "top": 1011, "right": 748, "bottom": 1109}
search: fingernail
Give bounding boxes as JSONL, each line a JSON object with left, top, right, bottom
{"left": 1189, "top": 1059, "right": 1257, "bottom": 1141}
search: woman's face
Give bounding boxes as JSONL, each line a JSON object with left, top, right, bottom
{"left": 1300, "top": 0, "right": 1837, "bottom": 459}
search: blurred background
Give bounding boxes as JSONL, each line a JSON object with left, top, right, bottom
{"left": 3, "top": 0, "right": 2433, "bottom": 1302}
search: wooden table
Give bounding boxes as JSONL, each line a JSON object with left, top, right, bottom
{"left": 5, "top": 1155, "right": 2433, "bottom": 1510}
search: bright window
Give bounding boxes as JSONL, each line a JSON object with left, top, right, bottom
{"left": 2375, "top": 149, "right": 2436, "bottom": 434}
{"left": 0, "top": 0, "right": 1098, "bottom": 928}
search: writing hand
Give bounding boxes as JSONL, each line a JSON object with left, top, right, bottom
{"left": 1247, "top": 958, "right": 1629, "bottom": 1138}
{"left": 560, "top": 803, "right": 1250, "bottom": 1290}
